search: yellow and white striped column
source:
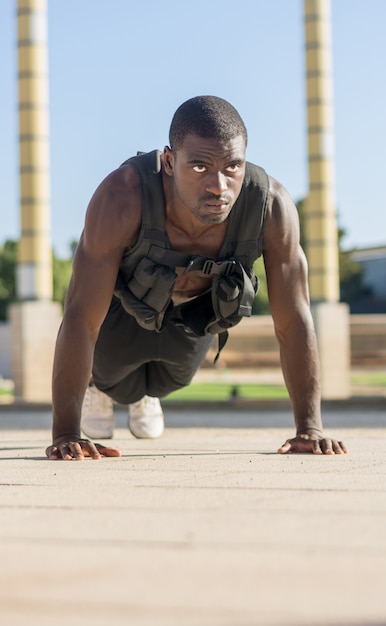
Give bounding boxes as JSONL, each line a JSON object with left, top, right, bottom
{"left": 10, "top": 0, "right": 62, "bottom": 402}
{"left": 304, "top": 0, "right": 339, "bottom": 303}
{"left": 17, "top": 0, "right": 52, "bottom": 300}
{"left": 303, "top": 0, "right": 350, "bottom": 399}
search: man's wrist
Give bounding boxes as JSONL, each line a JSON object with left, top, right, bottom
{"left": 52, "top": 432, "right": 82, "bottom": 445}
{"left": 296, "top": 428, "right": 323, "bottom": 439}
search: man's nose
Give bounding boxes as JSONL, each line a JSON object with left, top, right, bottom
{"left": 205, "top": 171, "right": 228, "bottom": 196}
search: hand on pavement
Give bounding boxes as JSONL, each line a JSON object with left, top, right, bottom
{"left": 277, "top": 434, "right": 348, "bottom": 455}
{"left": 46, "top": 436, "right": 121, "bottom": 460}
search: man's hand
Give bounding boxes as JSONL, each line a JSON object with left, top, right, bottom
{"left": 278, "top": 433, "right": 348, "bottom": 455}
{"left": 46, "top": 435, "right": 121, "bottom": 461}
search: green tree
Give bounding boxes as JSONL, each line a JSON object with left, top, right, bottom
{"left": 295, "top": 197, "right": 307, "bottom": 250}
{"left": 252, "top": 256, "right": 270, "bottom": 314}
{"left": 337, "top": 228, "right": 371, "bottom": 302}
{"left": 52, "top": 251, "right": 73, "bottom": 308}
{"left": 0, "top": 240, "right": 17, "bottom": 320}
{"left": 0, "top": 240, "right": 75, "bottom": 321}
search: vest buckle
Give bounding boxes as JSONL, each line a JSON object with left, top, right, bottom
{"left": 202, "top": 259, "right": 214, "bottom": 275}
{"left": 202, "top": 259, "right": 236, "bottom": 276}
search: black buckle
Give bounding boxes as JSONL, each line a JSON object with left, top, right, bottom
{"left": 202, "top": 260, "right": 214, "bottom": 275}
{"left": 202, "top": 259, "right": 236, "bottom": 276}
{"left": 185, "top": 256, "right": 236, "bottom": 276}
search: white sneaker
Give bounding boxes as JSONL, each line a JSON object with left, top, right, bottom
{"left": 81, "top": 385, "right": 115, "bottom": 439}
{"left": 129, "top": 396, "right": 164, "bottom": 439}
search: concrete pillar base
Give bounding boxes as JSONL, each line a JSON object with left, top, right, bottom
{"left": 9, "top": 301, "right": 62, "bottom": 403}
{"left": 311, "top": 302, "right": 351, "bottom": 399}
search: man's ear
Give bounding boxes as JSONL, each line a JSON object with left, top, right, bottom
{"left": 162, "top": 146, "right": 174, "bottom": 176}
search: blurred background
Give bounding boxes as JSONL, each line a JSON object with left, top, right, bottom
{"left": 0, "top": 0, "right": 385, "bottom": 398}
{"left": 1, "top": 0, "right": 385, "bottom": 254}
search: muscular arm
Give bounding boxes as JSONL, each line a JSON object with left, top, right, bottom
{"left": 48, "top": 166, "right": 141, "bottom": 459}
{"left": 263, "top": 177, "right": 347, "bottom": 454}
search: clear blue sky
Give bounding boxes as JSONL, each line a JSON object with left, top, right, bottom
{"left": 1, "top": 0, "right": 385, "bottom": 257}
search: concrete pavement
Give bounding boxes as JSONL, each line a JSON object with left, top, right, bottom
{"left": 0, "top": 404, "right": 386, "bottom": 626}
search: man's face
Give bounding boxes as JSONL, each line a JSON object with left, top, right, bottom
{"left": 164, "top": 133, "right": 246, "bottom": 225}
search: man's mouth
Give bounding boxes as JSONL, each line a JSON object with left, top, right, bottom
{"left": 203, "top": 198, "right": 230, "bottom": 210}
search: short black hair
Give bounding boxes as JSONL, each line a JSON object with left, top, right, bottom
{"left": 169, "top": 95, "right": 248, "bottom": 151}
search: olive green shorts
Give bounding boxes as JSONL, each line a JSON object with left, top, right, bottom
{"left": 92, "top": 297, "right": 213, "bottom": 404}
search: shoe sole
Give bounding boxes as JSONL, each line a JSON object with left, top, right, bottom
{"left": 81, "top": 427, "right": 114, "bottom": 440}
{"left": 128, "top": 422, "right": 164, "bottom": 439}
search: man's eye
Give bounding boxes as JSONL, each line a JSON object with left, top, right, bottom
{"left": 225, "top": 163, "right": 241, "bottom": 173}
{"left": 193, "top": 165, "right": 207, "bottom": 173}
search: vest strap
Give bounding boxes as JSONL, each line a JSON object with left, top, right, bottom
{"left": 116, "top": 150, "right": 269, "bottom": 361}
{"left": 184, "top": 257, "right": 237, "bottom": 277}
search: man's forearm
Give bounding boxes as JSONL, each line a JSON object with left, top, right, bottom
{"left": 51, "top": 319, "right": 95, "bottom": 441}
{"left": 277, "top": 316, "right": 323, "bottom": 437}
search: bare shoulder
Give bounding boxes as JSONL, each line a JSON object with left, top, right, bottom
{"left": 263, "top": 175, "right": 301, "bottom": 258}
{"left": 262, "top": 179, "right": 310, "bottom": 326}
{"left": 83, "top": 163, "right": 142, "bottom": 257}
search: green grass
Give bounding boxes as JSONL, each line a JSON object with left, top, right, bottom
{"left": 165, "top": 382, "right": 289, "bottom": 402}
{"left": 165, "top": 371, "right": 386, "bottom": 402}
{"left": 350, "top": 372, "right": 386, "bottom": 386}
{"left": 0, "top": 371, "right": 384, "bottom": 403}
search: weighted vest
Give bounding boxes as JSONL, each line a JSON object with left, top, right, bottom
{"left": 114, "top": 150, "right": 269, "bottom": 360}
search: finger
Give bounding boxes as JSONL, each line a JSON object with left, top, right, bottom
{"left": 320, "top": 438, "right": 334, "bottom": 455}
{"left": 312, "top": 439, "right": 323, "bottom": 455}
{"left": 277, "top": 440, "right": 292, "bottom": 454}
{"left": 73, "top": 439, "right": 101, "bottom": 460}
{"left": 95, "top": 443, "right": 122, "bottom": 458}
{"left": 58, "top": 442, "right": 73, "bottom": 461}
{"left": 46, "top": 445, "right": 60, "bottom": 460}
{"left": 69, "top": 441, "right": 87, "bottom": 461}
{"left": 332, "top": 440, "right": 348, "bottom": 454}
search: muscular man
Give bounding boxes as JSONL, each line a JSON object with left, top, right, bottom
{"left": 46, "top": 95, "right": 347, "bottom": 461}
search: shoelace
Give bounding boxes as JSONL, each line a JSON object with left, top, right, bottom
{"left": 131, "top": 396, "right": 159, "bottom": 411}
